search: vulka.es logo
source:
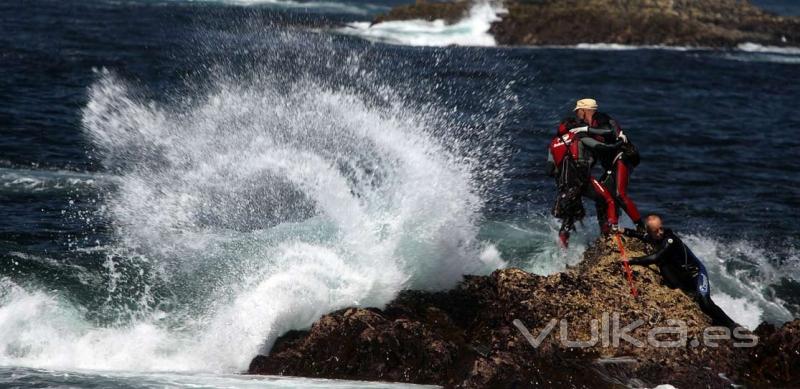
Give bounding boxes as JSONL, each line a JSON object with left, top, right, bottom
{"left": 512, "top": 312, "right": 757, "bottom": 349}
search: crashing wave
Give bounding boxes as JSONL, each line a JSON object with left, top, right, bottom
{"left": 338, "top": 1, "right": 506, "bottom": 47}
{"left": 0, "top": 64, "right": 506, "bottom": 373}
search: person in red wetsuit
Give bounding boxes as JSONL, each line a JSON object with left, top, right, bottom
{"left": 574, "top": 98, "right": 644, "bottom": 232}
{"left": 546, "top": 118, "right": 622, "bottom": 248}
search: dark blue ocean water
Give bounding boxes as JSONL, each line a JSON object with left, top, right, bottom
{"left": 1, "top": 0, "right": 799, "bottom": 386}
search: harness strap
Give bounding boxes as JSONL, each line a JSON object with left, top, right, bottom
{"left": 612, "top": 151, "right": 624, "bottom": 165}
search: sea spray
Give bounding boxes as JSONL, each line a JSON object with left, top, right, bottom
{"left": 0, "top": 56, "right": 510, "bottom": 372}
{"left": 683, "top": 234, "right": 796, "bottom": 327}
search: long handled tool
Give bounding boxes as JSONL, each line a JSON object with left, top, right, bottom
{"left": 614, "top": 233, "right": 638, "bottom": 298}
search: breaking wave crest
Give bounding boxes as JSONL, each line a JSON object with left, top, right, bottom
{"left": 683, "top": 234, "right": 797, "bottom": 328}
{"left": 183, "top": 0, "right": 388, "bottom": 15}
{"left": 338, "top": 1, "right": 505, "bottom": 47}
{"left": 0, "top": 67, "right": 505, "bottom": 372}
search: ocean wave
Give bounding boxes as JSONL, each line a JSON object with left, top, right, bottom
{"left": 719, "top": 53, "right": 800, "bottom": 65}
{"left": 736, "top": 42, "right": 800, "bottom": 55}
{"left": 517, "top": 42, "right": 800, "bottom": 64}
{"left": 337, "top": 1, "right": 505, "bottom": 47}
{"left": 0, "top": 367, "right": 439, "bottom": 388}
{"left": 523, "top": 42, "right": 800, "bottom": 54}
{"left": 0, "top": 66, "right": 506, "bottom": 372}
{"left": 478, "top": 215, "right": 593, "bottom": 276}
{"left": 683, "top": 234, "right": 796, "bottom": 328}
{"left": 573, "top": 43, "right": 696, "bottom": 51}
{"left": 182, "top": 0, "right": 388, "bottom": 15}
{"left": 0, "top": 167, "right": 111, "bottom": 194}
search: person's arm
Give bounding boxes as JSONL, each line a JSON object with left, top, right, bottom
{"left": 622, "top": 228, "right": 646, "bottom": 241}
{"left": 586, "top": 127, "right": 615, "bottom": 137}
{"left": 628, "top": 238, "right": 675, "bottom": 266}
{"left": 580, "top": 136, "right": 623, "bottom": 151}
{"left": 628, "top": 247, "right": 666, "bottom": 266}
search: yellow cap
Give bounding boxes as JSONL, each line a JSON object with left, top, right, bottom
{"left": 574, "top": 98, "right": 598, "bottom": 111}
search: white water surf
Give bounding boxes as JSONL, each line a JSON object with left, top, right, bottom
{"left": 0, "top": 67, "right": 506, "bottom": 373}
{"left": 339, "top": 1, "right": 505, "bottom": 47}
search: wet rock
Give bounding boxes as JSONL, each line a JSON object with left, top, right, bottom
{"left": 738, "top": 320, "right": 800, "bottom": 386}
{"left": 371, "top": 1, "right": 471, "bottom": 26}
{"left": 370, "top": 0, "right": 800, "bottom": 48}
{"left": 249, "top": 236, "right": 800, "bottom": 387}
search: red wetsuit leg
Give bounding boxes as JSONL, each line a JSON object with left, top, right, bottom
{"left": 615, "top": 160, "right": 641, "bottom": 223}
{"left": 590, "top": 177, "right": 618, "bottom": 226}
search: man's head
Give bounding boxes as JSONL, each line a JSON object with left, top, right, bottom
{"left": 644, "top": 214, "right": 665, "bottom": 240}
{"left": 574, "top": 98, "right": 598, "bottom": 123}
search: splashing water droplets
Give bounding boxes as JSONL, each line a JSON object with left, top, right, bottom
{"left": 0, "top": 59, "right": 507, "bottom": 372}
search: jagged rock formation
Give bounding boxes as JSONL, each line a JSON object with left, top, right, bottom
{"left": 248, "top": 237, "right": 800, "bottom": 387}
{"left": 371, "top": 1, "right": 472, "bottom": 26}
{"left": 371, "top": 0, "right": 800, "bottom": 47}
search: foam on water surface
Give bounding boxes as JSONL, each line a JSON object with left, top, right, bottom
{"left": 339, "top": 2, "right": 505, "bottom": 47}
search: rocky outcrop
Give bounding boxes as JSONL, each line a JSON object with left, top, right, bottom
{"left": 248, "top": 236, "right": 800, "bottom": 387}
{"left": 371, "top": 0, "right": 800, "bottom": 47}
{"left": 371, "top": 1, "right": 471, "bottom": 26}
{"left": 740, "top": 320, "right": 800, "bottom": 385}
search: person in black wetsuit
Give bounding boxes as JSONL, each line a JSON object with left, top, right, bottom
{"left": 623, "top": 214, "right": 739, "bottom": 329}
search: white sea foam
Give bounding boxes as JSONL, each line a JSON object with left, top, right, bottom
{"left": 711, "top": 292, "right": 764, "bottom": 330}
{"left": 0, "top": 167, "right": 107, "bottom": 193}
{"left": 521, "top": 42, "right": 800, "bottom": 64}
{"left": 736, "top": 42, "right": 800, "bottom": 55}
{"left": 185, "top": 0, "right": 386, "bottom": 15}
{"left": 573, "top": 43, "right": 695, "bottom": 51}
{"left": 526, "top": 42, "right": 800, "bottom": 55}
{"left": 683, "top": 234, "right": 796, "bottom": 328}
{"left": 0, "top": 366, "right": 439, "bottom": 388}
{"left": 338, "top": 1, "right": 505, "bottom": 47}
{"left": 0, "top": 67, "right": 505, "bottom": 373}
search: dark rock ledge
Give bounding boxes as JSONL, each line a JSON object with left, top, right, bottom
{"left": 248, "top": 237, "right": 800, "bottom": 388}
{"left": 371, "top": 0, "right": 800, "bottom": 48}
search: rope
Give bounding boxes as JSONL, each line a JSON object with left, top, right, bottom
{"left": 614, "top": 233, "right": 638, "bottom": 298}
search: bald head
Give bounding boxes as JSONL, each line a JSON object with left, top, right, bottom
{"left": 645, "top": 214, "right": 664, "bottom": 240}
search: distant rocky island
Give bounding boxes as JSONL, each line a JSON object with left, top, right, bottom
{"left": 372, "top": 0, "right": 800, "bottom": 47}
{"left": 249, "top": 237, "right": 800, "bottom": 387}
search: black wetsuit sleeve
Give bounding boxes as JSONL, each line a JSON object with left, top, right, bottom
{"left": 628, "top": 249, "right": 664, "bottom": 266}
{"left": 586, "top": 127, "right": 615, "bottom": 137}
{"left": 622, "top": 228, "right": 646, "bottom": 241}
{"left": 629, "top": 238, "right": 674, "bottom": 266}
{"left": 580, "top": 136, "right": 623, "bottom": 151}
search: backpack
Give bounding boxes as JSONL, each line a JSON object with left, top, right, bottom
{"left": 620, "top": 138, "right": 640, "bottom": 168}
{"left": 597, "top": 115, "right": 641, "bottom": 168}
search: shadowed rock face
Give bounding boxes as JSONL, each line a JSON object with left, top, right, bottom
{"left": 371, "top": 1, "right": 472, "bottom": 26}
{"left": 248, "top": 237, "right": 800, "bottom": 387}
{"left": 370, "top": 0, "right": 800, "bottom": 47}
